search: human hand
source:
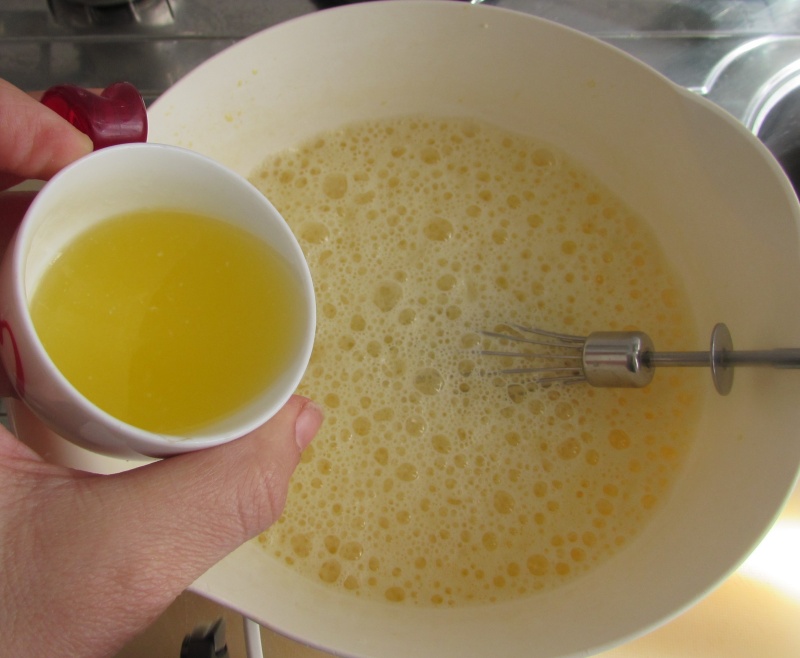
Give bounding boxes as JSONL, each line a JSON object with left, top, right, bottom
{"left": 1, "top": 396, "right": 321, "bottom": 656}
{"left": 0, "top": 78, "right": 324, "bottom": 656}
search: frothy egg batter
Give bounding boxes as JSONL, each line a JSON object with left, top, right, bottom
{"left": 249, "top": 116, "right": 704, "bottom": 606}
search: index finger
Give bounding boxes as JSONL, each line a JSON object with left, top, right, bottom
{"left": 0, "top": 79, "right": 93, "bottom": 190}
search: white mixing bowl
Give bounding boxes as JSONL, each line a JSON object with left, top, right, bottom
{"left": 143, "top": 2, "right": 800, "bottom": 656}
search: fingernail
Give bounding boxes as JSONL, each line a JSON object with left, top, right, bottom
{"left": 72, "top": 132, "right": 94, "bottom": 159}
{"left": 77, "top": 130, "right": 93, "bottom": 149}
{"left": 295, "top": 400, "right": 323, "bottom": 451}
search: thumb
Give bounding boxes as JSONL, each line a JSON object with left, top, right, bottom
{"left": 99, "top": 395, "right": 324, "bottom": 584}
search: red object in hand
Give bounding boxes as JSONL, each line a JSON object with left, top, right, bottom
{"left": 40, "top": 82, "right": 148, "bottom": 150}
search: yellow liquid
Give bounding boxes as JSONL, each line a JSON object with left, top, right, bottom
{"left": 31, "top": 209, "right": 304, "bottom": 435}
{"left": 250, "top": 116, "right": 705, "bottom": 607}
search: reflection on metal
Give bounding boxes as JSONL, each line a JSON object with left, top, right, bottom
{"left": 689, "top": 35, "right": 777, "bottom": 96}
{"left": 48, "top": 0, "right": 178, "bottom": 30}
{"left": 746, "top": 60, "right": 800, "bottom": 133}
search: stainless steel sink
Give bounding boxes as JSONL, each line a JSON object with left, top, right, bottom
{"left": 0, "top": 0, "right": 322, "bottom": 102}
{"left": 758, "top": 82, "right": 800, "bottom": 191}
{"left": 2, "top": 0, "right": 800, "bottom": 181}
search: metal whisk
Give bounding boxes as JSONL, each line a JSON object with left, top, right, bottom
{"left": 478, "top": 323, "right": 800, "bottom": 395}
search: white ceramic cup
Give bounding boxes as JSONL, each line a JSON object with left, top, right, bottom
{"left": 0, "top": 143, "right": 316, "bottom": 458}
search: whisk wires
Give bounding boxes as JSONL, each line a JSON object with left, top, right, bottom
{"left": 477, "top": 324, "right": 588, "bottom": 384}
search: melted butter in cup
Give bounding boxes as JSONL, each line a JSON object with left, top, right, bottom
{"left": 0, "top": 143, "right": 315, "bottom": 458}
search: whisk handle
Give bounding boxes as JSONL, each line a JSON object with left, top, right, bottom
{"left": 643, "top": 324, "right": 800, "bottom": 394}
{"left": 725, "top": 349, "right": 800, "bottom": 368}
{"left": 651, "top": 349, "right": 800, "bottom": 368}
{"left": 582, "top": 331, "right": 656, "bottom": 389}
